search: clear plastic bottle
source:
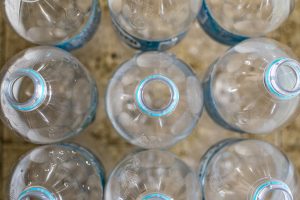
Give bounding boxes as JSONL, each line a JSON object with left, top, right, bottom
{"left": 3, "top": 0, "right": 101, "bottom": 51}
{"left": 0, "top": 46, "right": 98, "bottom": 144}
{"left": 203, "top": 38, "right": 300, "bottom": 134}
{"left": 105, "top": 150, "right": 201, "bottom": 200}
{"left": 199, "top": 139, "right": 299, "bottom": 200}
{"left": 198, "top": 0, "right": 295, "bottom": 45}
{"left": 9, "top": 143, "right": 105, "bottom": 200}
{"left": 106, "top": 51, "right": 203, "bottom": 148}
{"left": 108, "top": 0, "right": 202, "bottom": 51}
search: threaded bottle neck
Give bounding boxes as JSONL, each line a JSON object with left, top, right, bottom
{"left": 135, "top": 74, "right": 179, "bottom": 117}
{"left": 264, "top": 58, "right": 300, "bottom": 100}
{"left": 140, "top": 193, "right": 173, "bottom": 200}
{"left": 18, "top": 186, "right": 57, "bottom": 200}
{"left": 5, "top": 68, "right": 47, "bottom": 112}
{"left": 251, "top": 179, "right": 293, "bottom": 200}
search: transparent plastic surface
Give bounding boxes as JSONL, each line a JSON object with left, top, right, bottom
{"left": 106, "top": 51, "right": 203, "bottom": 149}
{"left": 203, "top": 38, "right": 300, "bottom": 134}
{"left": 105, "top": 150, "right": 201, "bottom": 200}
{"left": 3, "top": 0, "right": 101, "bottom": 50}
{"left": 0, "top": 46, "right": 98, "bottom": 144}
{"left": 9, "top": 143, "right": 105, "bottom": 200}
{"left": 199, "top": 139, "right": 299, "bottom": 200}
{"left": 198, "top": 0, "right": 294, "bottom": 45}
{"left": 108, "top": 0, "right": 202, "bottom": 50}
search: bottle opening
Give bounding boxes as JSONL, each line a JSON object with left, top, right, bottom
{"left": 18, "top": 186, "right": 56, "bottom": 200}
{"left": 276, "top": 63, "right": 298, "bottom": 92}
{"left": 143, "top": 78, "right": 172, "bottom": 110}
{"left": 135, "top": 74, "right": 179, "bottom": 117}
{"left": 251, "top": 180, "right": 293, "bottom": 200}
{"left": 12, "top": 76, "right": 35, "bottom": 103}
{"left": 264, "top": 58, "right": 300, "bottom": 99}
{"left": 140, "top": 193, "right": 173, "bottom": 200}
{"left": 5, "top": 69, "right": 47, "bottom": 112}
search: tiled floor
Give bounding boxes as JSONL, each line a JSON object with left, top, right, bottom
{"left": 1, "top": 1, "right": 300, "bottom": 199}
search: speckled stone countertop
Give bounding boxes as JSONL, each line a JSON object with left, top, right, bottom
{"left": 1, "top": 1, "right": 300, "bottom": 199}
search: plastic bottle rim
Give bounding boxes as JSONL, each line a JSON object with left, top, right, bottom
{"left": 141, "top": 193, "right": 173, "bottom": 200}
{"left": 251, "top": 179, "right": 293, "bottom": 200}
{"left": 135, "top": 74, "right": 179, "bottom": 117}
{"left": 264, "top": 58, "right": 300, "bottom": 99}
{"left": 5, "top": 68, "right": 47, "bottom": 112}
{"left": 18, "top": 186, "right": 56, "bottom": 200}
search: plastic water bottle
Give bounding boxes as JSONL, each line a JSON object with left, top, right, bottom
{"left": 9, "top": 143, "right": 105, "bottom": 200}
{"left": 105, "top": 150, "right": 201, "bottom": 200}
{"left": 108, "top": 0, "right": 202, "bottom": 51}
{"left": 203, "top": 38, "right": 300, "bottom": 134}
{"left": 198, "top": 139, "right": 299, "bottom": 200}
{"left": 3, "top": 0, "right": 101, "bottom": 51}
{"left": 198, "top": 0, "right": 295, "bottom": 45}
{"left": 0, "top": 46, "right": 98, "bottom": 144}
{"left": 106, "top": 51, "right": 203, "bottom": 148}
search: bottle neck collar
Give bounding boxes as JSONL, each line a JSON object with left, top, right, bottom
{"left": 18, "top": 186, "right": 57, "bottom": 200}
{"left": 5, "top": 68, "right": 47, "bottom": 112}
{"left": 251, "top": 179, "right": 293, "bottom": 200}
{"left": 264, "top": 58, "right": 300, "bottom": 100}
{"left": 140, "top": 193, "right": 173, "bottom": 200}
{"left": 135, "top": 74, "right": 179, "bottom": 117}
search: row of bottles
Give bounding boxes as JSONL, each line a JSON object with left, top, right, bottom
{"left": 10, "top": 139, "right": 299, "bottom": 200}
{"left": 2, "top": 0, "right": 294, "bottom": 51}
{"left": 1, "top": 38, "right": 300, "bottom": 148}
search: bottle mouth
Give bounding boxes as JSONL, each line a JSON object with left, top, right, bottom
{"left": 251, "top": 179, "right": 293, "bottom": 200}
{"left": 18, "top": 186, "right": 56, "bottom": 200}
{"left": 264, "top": 58, "right": 300, "bottom": 99}
{"left": 135, "top": 74, "right": 179, "bottom": 117}
{"left": 141, "top": 193, "right": 173, "bottom": 200}
{"left": 5, "top": 68, "right": 47, "bottom": 112}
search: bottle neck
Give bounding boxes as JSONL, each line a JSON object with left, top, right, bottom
{"left": 18, "top": 186, "right": 57, "bottom": 200}
{"left": 264, "top": 58, "right": 300, "bottom": 100}
{"left": 251, "top": 179, "right": 293, "bottom": 200}
{"left": 5, "top": 68, "right": 47, "bottom": 112}
{"left": 135, "top": 74, "right": 179, "bottom": 117}
{"left": 140, "top": 193, "right": 173, "bottom": 200}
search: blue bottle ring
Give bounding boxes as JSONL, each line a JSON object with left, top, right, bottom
{"left": 6, "top": 68, "right": 47, "bottom": 112}
{"left": 264, "top": 58, "right": 300, "bottom": 100}
{"left": 252, "top": 180, "right": 293, "bottom": 200}
{"left": 135, "top": 74, "right": 179, "bottom": 117}
{"left": 142, "top": 193, "right": 173, "bottom": 200}
{"left": 18, "top": 186, "right": 56, "bottom": 200}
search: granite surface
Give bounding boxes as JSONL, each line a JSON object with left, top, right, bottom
{"left": 1, "top": 0, "right": 300, "bottom": 199}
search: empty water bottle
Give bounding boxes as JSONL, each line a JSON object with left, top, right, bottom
{"left": 105, "top": 150, "right": 201, "bottom": 200}
{"left": 9, "top": 143, "right": 105, "bottom": 200}
{"left": 108, "top": 0, "right": 202, "bottom": 51}
{"left": 3, "top": 0, "right": 101, "bottom": 51}
{"left": 0, "top": 46, "right": 98, "bottom": 144}
{"left": 106, "top": 51, "right": 203, "bottom": 148}
{"left": 198, "top": 0, "right": 295, "bottom": 45}
{"left": 203, "top": 38, "right": 300, "bottom": 134}
{"left": 199, "top": 139, "right": 299, "bottom": 200}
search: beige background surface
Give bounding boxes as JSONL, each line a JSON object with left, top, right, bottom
{"left": 1, "top": 0, "right": 300, "bottom": 199}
